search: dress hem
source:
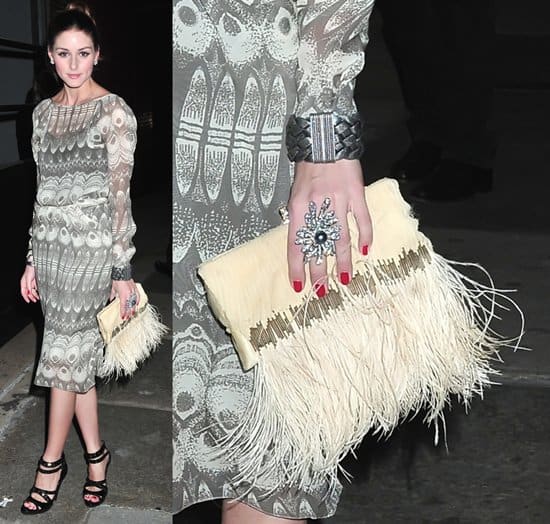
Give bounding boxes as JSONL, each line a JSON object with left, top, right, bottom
{"left": 173, "top": 487, "right": 341, "bottom": 520}
{"left": 33, "top": 377, "right": 97, "bottom": 394}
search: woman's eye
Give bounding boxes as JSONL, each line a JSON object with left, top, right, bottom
{"left": 58, "top": 52, "right": 68, "bottom": 57}
{"left": 80, "top": 52, "right": 90, "bottom": 57}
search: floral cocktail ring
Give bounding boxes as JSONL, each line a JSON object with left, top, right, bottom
{"left": 125, "top": 292, "right": 138, "bottom": 310}
{"left": 295, "top": 197, "right": 342, "bottom": 265}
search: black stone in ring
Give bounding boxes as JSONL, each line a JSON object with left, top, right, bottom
{"left": 314, "top": 231, "right": 328, "bottom": 245}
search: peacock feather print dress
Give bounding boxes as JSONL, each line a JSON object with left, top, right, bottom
{"left": 173, "top": 0, "right": 374, "bottom": 518}
{"left": 28, "top": 93, "right": 137, "bottom": 393}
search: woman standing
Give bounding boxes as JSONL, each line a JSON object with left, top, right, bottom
{"left": 19, "top": 2, "right": 138, "bottom": 514}
{"left": 173, "top": 1, "right": 374, "bottom": 522}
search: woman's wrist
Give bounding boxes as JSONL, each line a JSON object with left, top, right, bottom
{"left": 111, "top": 265, "right": 132, "bottom": 281}
{"left": 286, "top": 112, "right": 364, "bottom": 164}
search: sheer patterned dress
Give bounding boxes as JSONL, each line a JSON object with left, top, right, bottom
{"left": 173, "top": 0, "right": 374, "bottom": 518}
{"left": 27, "top": 93, "right": 137, "bottom": 393}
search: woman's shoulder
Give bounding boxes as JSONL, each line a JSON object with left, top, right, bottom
{"left": 99, "top": 93, "right": 135, "bottom": 117}
{"left": 32, "top": 98, "right": 52, "bottom": 121}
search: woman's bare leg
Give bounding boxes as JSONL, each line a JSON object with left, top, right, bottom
{"left": 74, "top": 386, "right": 108, "bottom": 504}
{"left": 23, "top": 387, "right": 75, "bottom": 511}
{"left": 75, "top": 386, "right": 102, "bottom": 452}
{"left": 222, "top": 500, "right": 307, "bottom": 524}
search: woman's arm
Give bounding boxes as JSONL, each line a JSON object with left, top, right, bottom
{"left": 21, "top": 103, "right": 45, "bottom": 303}
{"left": 294, "top": 0, "right": 375, "bottom": 118}
{"left": 287, "top": 0, "right": 375, "bottom": 294}
{"left": 103, "top": 97, "right": 138, "bottom": 318}
{"left": 25, "top": 103, "right": 45, "bottom": 268}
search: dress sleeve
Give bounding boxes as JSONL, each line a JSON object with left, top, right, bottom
{"left": 293, "top": 0, "right": 375, "bottom": 118}
{"left": 102, "top": 97, "right": 138, "bottom": 279}
{"left": 26, "top": 102, "right": 45, "bottom": 266}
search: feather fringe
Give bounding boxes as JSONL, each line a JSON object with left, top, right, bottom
{"left": 209, "top": 254, "right": 523, "bottom": 499}
{"left": 99, "top": 304, "right": 169, "bottom": 379}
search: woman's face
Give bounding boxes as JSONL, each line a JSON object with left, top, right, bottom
{"left": 48, "top": 29, "right": 99, "bottom": 89}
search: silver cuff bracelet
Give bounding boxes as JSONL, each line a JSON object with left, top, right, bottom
{"left": 286, "top": 112, "right": 364, "bottom": 163}
{"left": 111, "top": 265, "right": 132, "bottom": 281}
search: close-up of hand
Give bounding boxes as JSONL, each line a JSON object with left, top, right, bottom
{"left": 287, "top": 159, "right": 373, "bottom": 297}
{"left": 20, "top": 265, "right": 39, "bottom": 303}
{"left": 110, "top": 278, "right": 140, "bottom": 320}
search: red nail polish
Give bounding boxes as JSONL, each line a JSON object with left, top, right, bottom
{"left": 316, "top": 284, "right": 326, "bottom": 298}
{"left": 340, "top": 272, "right": 350, "bottom": 285}
{"left": 362, "top": 245, "right": 369, "bottom": 256}
{"left": 293, "top": 280, "right": 303, "bottom": 293}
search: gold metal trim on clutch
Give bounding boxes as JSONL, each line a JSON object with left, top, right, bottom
{"left": 249, "top": 244, "right": 432, "bottom": 352}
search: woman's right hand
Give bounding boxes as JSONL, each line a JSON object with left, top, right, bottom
{"left": 20, "top": 265, "right": 39, "bottom": 303}
{"left": 287, "top": 159, "right": 373, "bottom": 296}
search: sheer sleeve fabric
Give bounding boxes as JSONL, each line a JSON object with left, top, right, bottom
{"left": 101, "top": 97, "right": 137, "bottom": 275}
{"left": 26, "top": 100, "right": 48, "bottom": 265}
{"left": 294, "top": 0, "right": 375, "bottom": 118}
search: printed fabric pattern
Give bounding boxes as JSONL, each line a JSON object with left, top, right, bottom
{"left": 172, "top": 0, "right": 374, "bottom": 518}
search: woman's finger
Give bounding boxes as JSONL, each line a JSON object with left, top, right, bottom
{"left": 29, "top": 287, "right": 40, "bottom": 302}
{"left": 333, "top": 199, "right": 352, "bottom": 285}
{"left": 20, "top": 275, "right": 28, "bottom": 302}
{"left": 21, "top": 286, "right": 30, "bottom": 303}
{"left": 119, "top": 293, "right": 128, "bottom": 319}
{"left": 352, "top": 191, "right": 373, "bottom": 256}
{"left": 287, "top": 206, "right": 306, "bottom": 293}
{"left": 309, "top": 256, "right": 328, "bottom": 298}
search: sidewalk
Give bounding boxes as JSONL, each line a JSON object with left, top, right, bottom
{"left": 0, "top": 189, "right": 172, "bottom": 523}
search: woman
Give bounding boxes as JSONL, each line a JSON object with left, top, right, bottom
{"left": 19, "top": 2, "right": 138, "bottom": 514}
{"left": 173, "top": 0, "right": 374, "bottom": 521}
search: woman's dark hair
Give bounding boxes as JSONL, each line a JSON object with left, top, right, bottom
{"left": 47, "top": 2, "right": 99, "bottom": 50}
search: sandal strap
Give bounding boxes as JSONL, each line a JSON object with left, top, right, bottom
{"left": 84, "top": 442, "right": 108, "bottom": 464}
{"left": 30, "top": 486, "right": 56, "bottom": 499}
{"left": 23, "top": 494, "right": 52, "bottom": 511}
{"left": 83, "top": 486, "right": 107, "bottom": 496}
{"left": 83, "top": 482, "right": 108, "bottom": 498}
{"left": 37, "top": 454, "right": 65, "bottom": 473}
{"left": 84, "top": 478, "right": 107, "bottom": 488}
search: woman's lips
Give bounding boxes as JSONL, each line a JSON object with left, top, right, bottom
{"left": 67, "top": 74, "right": 81, "bottom": 79}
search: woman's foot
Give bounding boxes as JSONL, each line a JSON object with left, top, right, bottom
{"left": 21, "top": 454, "right": 67, "bottom": 514}
{"left": 83, "top": 441, "right": 111, "bottom": 507}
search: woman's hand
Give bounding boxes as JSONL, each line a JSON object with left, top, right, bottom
{"left": 287, "top": 159, "right": 373, "bottom": 296}
{"left": 20, "top": 265, "right": 39, "bottom": 303}
{"left": 110, "top": 279, "right": 140, "bottom": 320}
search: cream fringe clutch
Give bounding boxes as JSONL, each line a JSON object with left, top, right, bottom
{"left": 198, "top": 178, "right": 523, "bottom": 495}
{"left": 97, "top": 283, "right": 169, "bottom": 378}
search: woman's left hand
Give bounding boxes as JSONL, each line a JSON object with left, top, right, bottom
{"left": 287, "top": 159, "right": 373, "bottom": 296}
{"left": 110, "top": 279, "right": 140, "bottom": 320}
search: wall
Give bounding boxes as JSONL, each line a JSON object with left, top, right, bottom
{"left": 0, "top": 0, "right": 35, "bottom": 168}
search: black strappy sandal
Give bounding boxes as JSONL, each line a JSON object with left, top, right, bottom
{"left": 82, "top": 441, "right": 111, "bottom": 507}
{"left": 21, "top": 454, "right": 68, "bottom": 515}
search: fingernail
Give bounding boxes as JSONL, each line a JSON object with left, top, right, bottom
{"left": 340, "top": 272, "right": 350, "bottom": 285}
{"left": 362, "top": 245, "right": 369, "bottom": 256}
{"left": 293, "top": 280, "right": 303, "bottom": 293}
{"left": 315, "top": 284, "right": 326, "bottom": 298}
